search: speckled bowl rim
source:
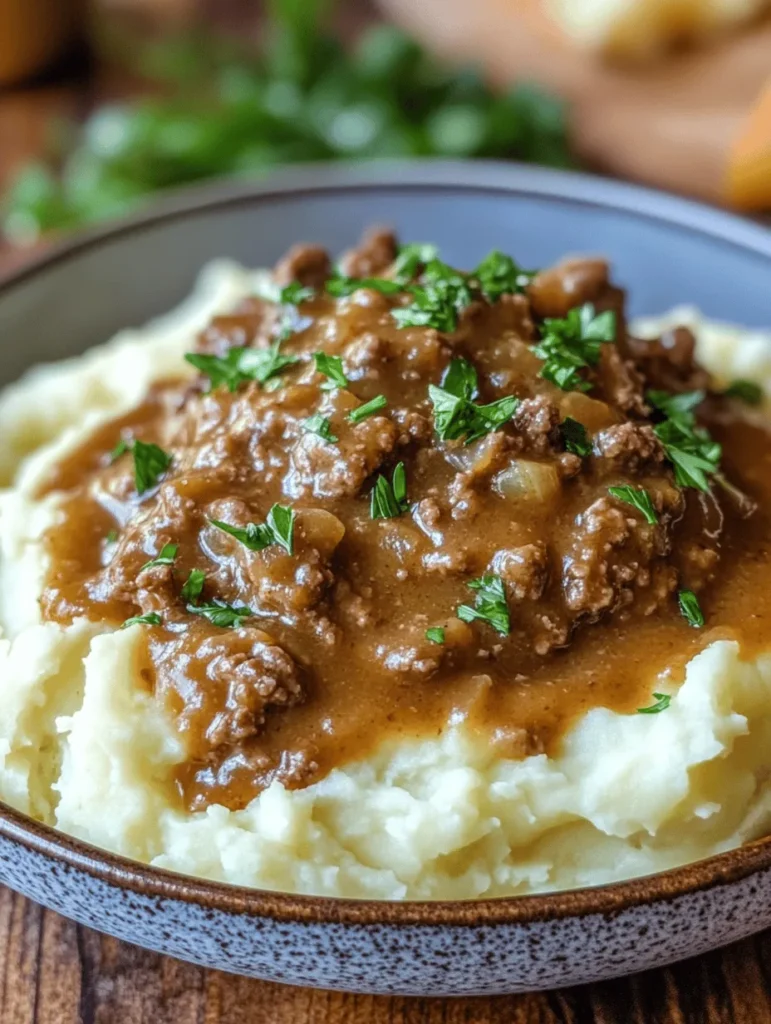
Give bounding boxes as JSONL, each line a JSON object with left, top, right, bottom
{"left": 2, "top": 159, "right": 771, "bottom": 927}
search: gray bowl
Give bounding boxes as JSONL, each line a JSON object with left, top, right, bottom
{"left": 1, "top": 161, "right": 771, "bottom": 997}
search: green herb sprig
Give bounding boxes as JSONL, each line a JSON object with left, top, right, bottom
{"left": 141, "top": 543, "right": 178, "bottom": 571}
{"left": 121, "top": 612, "right": 162, "bottom": 629}
{"left": 560, "top": 417, "right": 592, "bottom": 457}
{"left": 348, "top": 395, "right": 387, "bottom": 423}
{"left": 533, "top": 304, "right": 616, "bottom": 392}
{"left": 648, "top": 390, "right": 721, "bottom": 492}
{"left": 371, "top": 462, "right": 408, "bottom": 519}
{"left": 608, "top": 485, "right": 658, "bottom": 525}
{"left": 678, "top": 589, "right": 705, "bottom": 628}
{"left": 187, "top": 600, "right": 254, "bottom": 628}
{"left": 210, "top": 503, "right": 295, "bottom": 554}
{"left": 637, "top": 692, "right": 672, "bottom": 714}
{"left": 428, "top": 357, "right": 518, "bottom": 444}
{"left": 185, "top": 343, "right": 298, "bottom": 393}
{"left": 457, "top": 574, "right": 510, "bottom": 636}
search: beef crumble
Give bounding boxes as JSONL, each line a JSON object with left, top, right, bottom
{"left": 39, "top": 231, "right": 771, "bottom": 812}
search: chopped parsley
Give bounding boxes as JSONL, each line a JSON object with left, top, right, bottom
{"left": 105, "top": 528, "right": 119, "bottom": 544}
{"left": 472, "top": 250, "right": 535, "bottom": 303}
{"left": 426, "top": 627, "right": 445, "bottom": 644}
{"left": 279, "top": 282, "right": 315, "bottom": 306}
{"left": 678, "top": 589, "right": 705, "bottom": 629}
{"left": 180, "top": 568, "right": 206, "bottom": 604}
{"left": 210, "top": 503, "right": 295, "bottom": 555}
{"left": 187, "top": 600, "right": 254, "bottom": 628}
{"left": 140, "top": 543, "right": 178, "bottom": 571}
{"left": 109, "top": 437, "right": 130, "bottom": 463}
{"left": 560, "top": 417, "right": 592, "bottom": 457}
{"left": 132, "top": 440, "right": 172, "bottom": 496}
{"left": 392, "top": 259, "right": 473, "bottom": 333}
{"left": 121, "top": 612, "right": 162, "bottom": 629}
{"left": 393, "top": 243, "right": 439, "bottom": 283}
{"left": 608, "top": 485, "right": 658, "bottom": 525}
{"left": 326, "top": 274, "right": 403, "bottom": 298}
{"left": 724, "top": 379, "right": 763, "bottom": 406}
{"left": 370, "top": 462, "right": 408, "bottom": 519}
{"left": 348, "top": 395, "right": 387, "bottom": 423}
{"left": 533, "top": 304, "right": 616, "bottom": 392}
{"left": 314, "top": 352, "right": 348, "bottom": 390}
{"left": 185, "top": 343, "right": 298, "bottom": 392}
{"left": 637, "top": 692, "right": 672, "bottom": 714}
{"left": 457, "top": 574, "right": 510, "bottom": 636}
{"left": 648, "top": 390, "right": 721, "bottom": 492}
{"left": 302, "top": 413, "right": 338, "bottom": 443}
{"left": 428, "top": 357, "right": 518, "bottom": 444}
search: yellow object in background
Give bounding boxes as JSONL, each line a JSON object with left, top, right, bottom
{"left": 727, "top": 80, "right": 771, "bottom": 210}
{"left": 0, "top": 0, "right": 82, "bottom": 87}
{"left": 545, "top": 0, "right": 771, "bottom": 58}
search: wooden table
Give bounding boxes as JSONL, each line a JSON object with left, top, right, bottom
{"left": 2, "top": 5, "right": 771, "bottom": 1022}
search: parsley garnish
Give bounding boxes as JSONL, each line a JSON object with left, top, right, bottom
{"left": 637, "top": 692, "right": 672, "bottom": 714}
{"left": 428, "top": 357, "right": 518, "bottom": 444}
{"left": 314, "top": 352, "right": 348, "bottom": 390}
{"left": 326, "top": 274, "right": 403, "bottom": 298}
{"left": 472, "top": 250, "right": 535, "bottom": 303}
{"left": 392, "top": 259, "right": 473, "bottom": 333}
{"left": 560, "top": 417, "right": 592, "bottom": 457}
{"left": 348, "top": 395, "right": 387, "bottom": 423}
{"left": 187, "top": 600, "right": 254, "bottom": 628}
{"left": 724, "top": 379, "right": 763, "bottom": 406}
{"left": 121, "top": 612, "right": 162, "bottom": 629}
{"left": 105, "top": 529, "right": 119, "bottom": 544}
{"left": 132, "top": 440, "right": 172, "bottom": 496}
{"left": 180, "top": 568, "right": 206, "bottom": 604}
{"left": 279, "top": 282, "right": 315, "bottom": 306}
{"left": 608, "top": 485, "right": 658, "bottom": 524}
{"left": 210, "top": 504, "right": 295, "bottom": 555}
{"left": 370, "top": 462, "right": 408, "bottom": 519}
{"left": 533, "top": 304, "right": 616, "bottom": 392}
{"left": 141, "top": 543, "right": 178, "bottom": 571}
{"left": 457, "top": 574, "right": 510, "bottom": 636}
{"left": 426, "top": 627, "right": 445, "bottom": 644}
{"left": 185, "top": 344, "right": 298, "bottom": 392}
{"left": 393, "top": 243, "right": 439, "bottom": 283}
{"left": 302, "top": 414, "right": 338, "bottom": 443}
{"left": 648, "top": 390, "right": 721, "bottom": 491}
{"left": 678, "top": 589, "right": 705, "bottom": 628}
{"left": 109, "top": 438, "right": 130, "bottom": 463}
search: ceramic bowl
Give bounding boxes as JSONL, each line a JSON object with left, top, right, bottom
{"left": 1, "top": 161, "right": 771, "bottom": 997}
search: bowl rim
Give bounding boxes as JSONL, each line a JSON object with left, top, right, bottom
{"left": 2, "top": 158, "right": 771, "bottom": 927}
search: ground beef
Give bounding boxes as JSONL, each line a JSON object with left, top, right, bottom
{"left": 593, "top": 423, "right": 665, "bottom": 471}
{"left": 274, "top": 243, "right": 332, "bottom": 288}
{"left": 339, "top": 227, "right": 398, "bottom": 278}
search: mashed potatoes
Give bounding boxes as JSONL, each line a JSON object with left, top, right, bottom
{"left": 2, "top": 263, "right": 771, "bottom": 900}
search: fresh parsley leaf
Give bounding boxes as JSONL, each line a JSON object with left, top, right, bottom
{"left": 267, "top": 503, "right": 295, "bottom": 554}
{"left": 326, "top": 274, "right": 403, "bottom": 298}
{"left": 392, "top": 259, "right": 473, "bottom": 333}
{"left": 279, "top": 282, "right": 315, "bottom": 306}
{"left": 180, "top": 568, "right": 206, "bottom": 604}
{"left": 678, "top": 589, "right": 705, "bottom": 628}
{"left": 473, "top": 250, "right": 535, "bottom": 302}
{"left": 187, "top": 600, "right": 254, "bottom": 628}
{"left": 109, "top": 438, "right": 130, "bottom": 463}
{"left": 608, "top": 485, "right": 658, "bottom": 524}
{"left": 348, "top": 394, "right": 387, "bottom": 423}
{"left": 121, "top": 612, "right": 162, "bottom": 629}
{"left": 560, "top": 417, "right": 592, "bottom": 457}
{"left": 392, "top": 243, "right": 439, "bottom": 283}
{"left": 185, "top": 344, "right": 298, "bottom": 392}
{"left": 141, "top": 542, "right": 178, "bottom": 571}
{"left": 105, "top": 528, "right": 119, "bottom": 544}
{"left": 314, "top": 352, "right": 348, "bottom": 390}
{"left": 426, "top": 627, "right": 445, "bottom": 644}
{"left": 370, "top": 462, "right": 408, "bottom": 519}
{"left": 533, "top": 304, "right": 616, "bottom": 392}
{"left": 302, "top": 413, "right": 338, "bottom": 442}
{"left": 132, "top": 440, "right": 172, "bottom": 496}
{"left": 637, "top": 692, "right": 671, "bottom": 714}
{"left": 210, "top": 503, "right": 295, "bottom": 555}
{"left": 647, "top": 389, "right": 705, "bottom": 424}
{"left": 724, "top": 379, "right": 763, "bottom": 406}
{"left": 457, "top": 574, "right": 510, "bottom": 636}
{"left": 428, "top": 357, "right": 518, "bottom": 444}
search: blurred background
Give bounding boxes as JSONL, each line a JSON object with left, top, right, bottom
{"left": 1, "top": 0, "right": 770, "bottom": 267}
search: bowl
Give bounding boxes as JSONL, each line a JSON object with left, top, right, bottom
{"left": 1, "top": 160, "right": 771, "bottom": 997}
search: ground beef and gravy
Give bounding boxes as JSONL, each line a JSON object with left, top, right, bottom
{"left": 2, "top": 230, "right": 771, "bottom": 899}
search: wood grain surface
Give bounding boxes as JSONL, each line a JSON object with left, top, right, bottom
{"left": 2, "top": 884, "right": 771, "bottom": 1023}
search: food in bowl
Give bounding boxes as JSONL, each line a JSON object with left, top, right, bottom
{"left": 1, "top": 228, "right": 771, "bottom": 901}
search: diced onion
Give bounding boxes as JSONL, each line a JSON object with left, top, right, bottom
{"left": 493, "top": 460, "right": 560, "bottom": 503}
